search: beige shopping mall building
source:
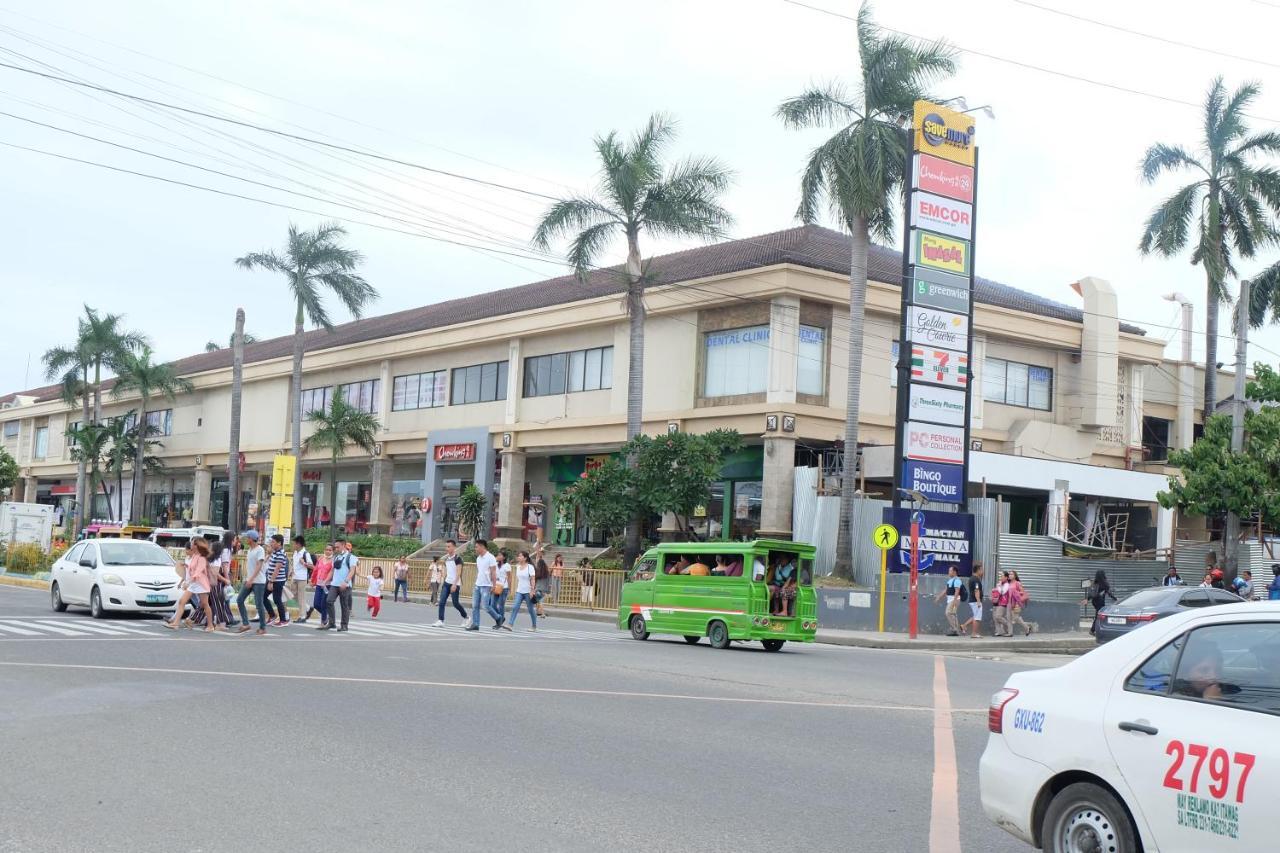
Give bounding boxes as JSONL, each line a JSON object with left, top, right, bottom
{"left": 0, "top": 225, "right": 1225, "bottom": 550}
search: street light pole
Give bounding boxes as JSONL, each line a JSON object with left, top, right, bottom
{"left": 1224, "top": 278, "right": 1250, "bottom": 578}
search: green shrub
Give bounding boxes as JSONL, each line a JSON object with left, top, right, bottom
{"left": 1, "top": 541, "right": 64, "bottom": 574}
{"left": 299, "top": 528, "right": 422, "bottom": 558}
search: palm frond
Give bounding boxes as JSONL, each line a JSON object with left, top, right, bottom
{"left": 1139, "top": 144, "right": 1206, "bottom": 184}
{"left": 316, "top": 272, "right": 378, "bottom": 320}
{"left": 294, "top": 280, "right": 332, "bottom": 330}
{"left": 532, "top": 197, "right": 617, "bottom": 252}
{"left": 1246, "top": 259, "right": 1280, "bottom": 328}
{"left": 642, "top": 155, "right": 735, "bottom": 241}
{"left": 303, "top": 396, "right": 380, "bottom": 457}
{"left": 565, "top": 221, "right": 619, "bottom": 281}
{"left": 1229, "top": 130, "right": 1280, "bottom": 161}
{"left": 775, "top": 84, "right": 860, "bottom": 130}
{"left": 233, "top": 250, "right": 287, "bottom": 273}
{"left": 1138, "top": 182, "right": 1202, "bottom": 256}
{"left": 1214, "top": 79, "right": 1260, "bottom": 149}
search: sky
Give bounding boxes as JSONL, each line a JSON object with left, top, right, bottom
{"left": 2, "top": 0, "right": 1280, "bottom": 396}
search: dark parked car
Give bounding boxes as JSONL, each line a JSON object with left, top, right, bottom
{"left": 1094, "top": 585, "right": 1243, "bottom": 643}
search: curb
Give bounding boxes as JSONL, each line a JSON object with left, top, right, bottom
{"left": 0, "top": 575, "right": 49, "bottom": 590}
{"left": 814, "top": 633, "right": 1092, "bottom": 653}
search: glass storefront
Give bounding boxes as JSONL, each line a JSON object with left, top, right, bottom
{"left": 211, "top": 478, "right": 253, "bottom": 532}
{"left": 390, "top": 479, "right": 427, "bottom": 537}
{"left": 335, "top": 481, "right": 372, "bottom": 532}
{"left": 301, "top": 481, "right": 329, "bottom": 529}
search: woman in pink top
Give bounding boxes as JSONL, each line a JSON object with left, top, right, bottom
{"left": 166, "top": 538, "right": 216, "bottom": 632}
{"left": 301, "top": 544, "right": 335, "bottom": 626}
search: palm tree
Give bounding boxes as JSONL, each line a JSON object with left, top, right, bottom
{"left": 112, "top": 347, "right": 194, "bottom": 521}
{"left": 777, "top": 2, "right": 955, "bottom": 579}
{"left": 533, "top": 113, "right": 733, "bottom": 565}
{"left": 1139, "top": 77, "right": 1280, "bottom": 417}
{"left": 103, "top": 415, "right": 133, "bottom": 521}
{"left": 1244, "top": 260, "right": 1280, "bottom": 327}
{"left": 66, "top": 422, "right": 110, "bottom": 521}
{"left": 43, "top": 306, "right": 145, "bottom": 533}
{"left": 302, "top": 396, "right": 379, "bottom": 544}
{"left": 205, "top": 332, "right": 257, "bottom": 352}
{"left": 236, "top": 222, "right": 377, "bottom": 533}
{"left": 228, "top": 309, "right": 246, "bottom": 534}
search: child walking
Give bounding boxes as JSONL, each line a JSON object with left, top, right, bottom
{"left": 367, "top": 566, "right": 384, "bottom": 618}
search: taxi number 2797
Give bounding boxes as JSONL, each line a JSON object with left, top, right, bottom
{"left": 1162, "top": 740, "right": 1256, "bottom": 803}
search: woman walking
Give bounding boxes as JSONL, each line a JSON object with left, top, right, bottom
{"left": 533, "top": 557, "right": 551, "bottom": 619}
{"left": 302, "top": 544, "right": 334, "bottom": 625}
{"left": 207, "top": 533, "right": 238, "bottom": 628}
{"left": 1007, "top": 570, "right": 1036, "bottom": 637}
{"left": 166, "top": 539, "right": 215, "bottom": 632}
{"left": 1084, "top": 569, "right": 1117, "bottom": 635}
{"left": 991, "top": 571, "right": 1013, "bottom": 637}
{"left": 393, "top": 556, "right": 410, "bottom": 603}
{"left": 505, "top": 551, "right": 537, "bottom": 631}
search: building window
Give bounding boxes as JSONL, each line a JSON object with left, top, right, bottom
{"left": 1142, "top": 416, "right": 1171, "bottom": 462}
{"left": 451, "top": 360, "right": 509, "bottom": 405}
{"left": 339, "top": 379, "right": 381, "bottom": 414}
{"left": 393, "top": 371, "right": 448, "bottom": 411}
{"left": 300, "top": 386, "right": 332, "bottom": 416}
{"left": 2, "top": 421, "right": 16, "bottom": 439}
{"left": 145, "top": 409, "right": 173, "bottom": 436}
{"left": 797, "top": 325, "right": 826, "bottom": 396}
{"left": 524, "top": 346, "right": 614, "bottom": 397}
{"left": 982, "top": 358, "right": 1052, "bottom": 411}
{"left": 704, "top": 325, "right": 770, "bottom": 397}
{"left": 34, "top": 426, "right": 49, "bottom": 459}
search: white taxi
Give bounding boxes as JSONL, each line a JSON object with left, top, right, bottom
{"left": 980, "top": 602, "right": 1279, "bottom": 852}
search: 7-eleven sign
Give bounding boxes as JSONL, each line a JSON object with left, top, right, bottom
{"left": 911, "top": 346, "right": 969, "bottom": 389}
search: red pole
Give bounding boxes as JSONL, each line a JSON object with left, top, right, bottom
{"left": 909, "top": 513, "right": 920, "bottom": 639}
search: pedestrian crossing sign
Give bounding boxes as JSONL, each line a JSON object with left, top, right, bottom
{"left": 872, "top": 524, "right": 899, "bottom": 550}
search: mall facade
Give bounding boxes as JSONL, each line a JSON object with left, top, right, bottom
{"left": 1, "top": 225, "right": 1217, "bottom": 551}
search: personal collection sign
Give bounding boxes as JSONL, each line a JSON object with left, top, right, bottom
{"left": 893, "top": 99, "right": 978, "bottom": 542}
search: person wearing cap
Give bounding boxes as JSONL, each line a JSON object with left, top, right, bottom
{"left": 235, "top": 530, "right": 269, "bottom": 635}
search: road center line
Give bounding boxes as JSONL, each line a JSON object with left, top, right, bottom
{"left": 0, "top": 660, "right": 984, "bottom": 712}
{"left": 929, "top": 655, "right": 963, "bottom": 853}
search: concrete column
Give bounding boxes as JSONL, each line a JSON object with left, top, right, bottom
{"left": 494, "top": 449, "right": 527, "bottom": 541}
{"left": 767, "top": 295, "right": 799, "bottom": 405}
{"left": 758, "top": 435, "right": 796, "bottom": 540}
{"left": 1127, "top": 364, "right": 1145, "bottom": 455}
{"left": 22, "top": 476, "right": 38, "bottom": 503}
{"left": 504, "top": 339, "right": 521, "bottom": 425}
{"left": 1175, "top": 362, "right": 1195, "bottom": 450}
{"left": 1156, "top": 505, "right": 1174, "bottom": 552}
{"left": 378, "top": 359, "right": 392, "bottom": 429}
{"left": 192, "top": 467, "right": 213, "bottom": 525}
{"left": 657, "top": 511, "right": 684, "bottom": 542}
{"left": 368, "top": 457, "right": 394, "bottom": 534}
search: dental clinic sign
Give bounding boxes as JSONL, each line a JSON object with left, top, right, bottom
{"left": 893, "top": 99, "right": 979, "bottom": 532}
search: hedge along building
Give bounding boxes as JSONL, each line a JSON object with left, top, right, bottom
{"left": 2, "top": 224, "right": 1178, "bottom": 551}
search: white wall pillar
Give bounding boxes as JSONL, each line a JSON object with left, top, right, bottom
{"left": 1156, "top": 505, "right": 1174, "bottom": 552}
{"left": 759, "top": 435, "right": 796, "bottom": 540}
{"left": 504, "top": 339, "right": 521, "bottom": 425}
{"left": 495, "top": 449, "right": 527, "bottom": 540}
{"left": 192, "top": 467, "right": 213, "bottom": 525}
{"left": 767, "top": 295, "right": 799, "bottom": 405}
{"left": 369, "top": 456, "right": 394, "bottom": 533}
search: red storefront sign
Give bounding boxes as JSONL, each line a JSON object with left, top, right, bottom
{"left": 50, "top": 485, "right": 76, "bottom": 495}
{"left": 434, "top": 443, "right": 477, "bottom": 463}
{"left": 301, "top": 470, "right": 323, "bottom": 482}
{"left": 913, "top": 153, "right": 974, "bottom": 203}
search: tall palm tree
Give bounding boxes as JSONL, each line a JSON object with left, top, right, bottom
{"left": 1244, "top": 260, "right": 1280, "bottom": 328}
{"left": 228, "top": 309, "right": 246, "bottom": 534}
{"left": 236, "top": 222, "right": 377, "bottom": 533}
{"left": 112, "top": 347, "right": 194, "bottom": 521}
{"left": 1139, "top": 77, "right": 1280, "bottom": 417}
{"left": 777, "top": 2, "right": 955, "bottom": 579}
{"left": 66, "top": 421, "right": 110, "bottom": 521}
{"left": 302, "top": 396, "right": 379, "bottom": 544}
{"left": 533, "top": 113, "right": 733, "bottom": 564}
{"left": 103, "top": 415, "right": 133, "bottom": 521}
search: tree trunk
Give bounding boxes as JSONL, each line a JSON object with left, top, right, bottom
{"left": 131, "top": 393, "right": 148, "bottom": 523}
{"left": 93, "top": 361, "right": 102, "bottom": 424}
{"left": 73, "top": 368, "right": 90, "bottom": 536}
{"left": 1203, "top": 277, "right": 1220, "bottom": 420}
{"left": 116, "top": 464, "right": 124, "bottom": 521}
{"left": 228, "top": 309, "right": 245, "bottom": 535}
{"left": 291, "top": 300, "right": 305, "bottom": 535}
{"left": 831, "top": 217, "right": 870, "bottom": 580}
{"left": 623, "top": 233, "right": 645, "bottom": 569}
{"left": 330, "top": 451, "right": 339, "bottom": 546}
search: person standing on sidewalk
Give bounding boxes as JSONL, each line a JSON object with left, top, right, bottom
{"left": 265, "top": 534, "right": 290, "bottom": 627}
{"left": 934, "top": 565, "right": 964, "bottom": 636}
{"left": 290, "top": 535, "right": 313, "bottom": 619}
{"left": 393, "top": 556, "right": 410, "bottom": 603}
{"left": 236, "top": 531, "right": 269, "bottom": 635}
{"left": 533, "top": 557, "right": 550, "bottom": 619}
{"left": 551, "top": 554, "right": 563, "bottom": 602}
{"left": 959, "top": 562, "right": 984, "bottom": 638}
{"left": 579, "top": 559, "right": 595, "bottom": 607}
{"left": 1007, "top": 570, "right": 1036, "bottom": 636}
{"left": 427, "top": 558, "right": 442, "bottom": 605}
{"left": 467, "top": 539, "right": 502, "bottom": 631}
{"left": 434, "top": 540, "right": 468, "bottom": 627}
{"left": 301, "top": 543, "right": 334, "bottom": 625}
{"left": 320, "top": 537, "right": 356, "bottom": 632}
{"left": 492, "top": 551, "right": 510, "bottom": 624}
{"left": 505, "top": 550, "right": 537, "bottom": 631}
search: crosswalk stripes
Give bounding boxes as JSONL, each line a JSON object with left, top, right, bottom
{"left": 34, "top": 620, "right": 154, "bottom": 636}
{"left": 0, "top": 622, "right": 42, "bottom": 636}
{"left": 0, "top": 618, "right": 166, "bottom": 638}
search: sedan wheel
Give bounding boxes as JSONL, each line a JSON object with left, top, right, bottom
{"left": 51, "top": 582, "right": 68, "bottom": 612}
{"left": 1043, "top": 782, "right": 1137, "bottom": 853}
{"left": 90, "top": 586, "right": 106, "bottom": 619}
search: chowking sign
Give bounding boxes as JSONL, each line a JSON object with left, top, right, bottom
{"left": 892, "top": 99, "right": 978, "bottom": 572}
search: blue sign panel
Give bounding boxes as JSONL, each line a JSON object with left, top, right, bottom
{"left": 883, "top": 507, "right": 975, "bottom": 576}
{"left": 900, "top": 459, "right": 965, "bottom": 504}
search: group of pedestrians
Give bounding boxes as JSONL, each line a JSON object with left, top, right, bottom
{"left": 936, "top": 561, "right": 1035, "bottom": 638}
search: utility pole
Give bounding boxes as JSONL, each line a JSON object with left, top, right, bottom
{"left": 1224, "top": 278, "right": 1250, "bottom": 578}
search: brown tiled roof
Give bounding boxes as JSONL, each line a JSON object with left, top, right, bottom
{"left": 1, "top": 224, "right": 1141, "bottom": 403}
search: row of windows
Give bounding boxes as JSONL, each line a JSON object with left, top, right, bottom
{"left": 702, "top": 324, "right": 826, "bottom": 398}
{"left": 393, "top": 371, "right": 448, "bottom": 411}
{"left": 889, "top": 342, "right": 1055, "bottom": 412}
{"left": 525, "top": 347, "right": 613, "bottom": 397}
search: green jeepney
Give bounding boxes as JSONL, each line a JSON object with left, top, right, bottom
{"left": 617, "top": 539, "right": 818, "bottom": 651}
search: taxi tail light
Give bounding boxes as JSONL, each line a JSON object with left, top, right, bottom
{"left": 988, "top": 687, "right": 1019, "bottom": 733}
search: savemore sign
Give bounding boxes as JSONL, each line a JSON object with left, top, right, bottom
{"left": 912, "top": 100, "right": 975, "bottom": 167}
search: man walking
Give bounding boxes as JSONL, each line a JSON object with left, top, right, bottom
{"left": 959, "top": 562, "right": 985, "bottom": 639}
{"left": 264, "top": 534, "right": 290, "bottom": 627}
{"left": 236, "top": 531, "right": 269, "bottom": 635}
{"left": 320, "top": 537, "right": 355, "bottom": 632}
{"left": 290, "top": 535, "right": 314, "bottom": 622}
{"left": 467, "top": 539, "right": 502, "bottom": 631}
{"left": 934, "top": 565, "right": 964, "bottom": 636}
{"left": 434, "top": 539, "right": 468, "bottom": 627}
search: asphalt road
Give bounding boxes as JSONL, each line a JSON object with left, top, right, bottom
{"left": 0, "top": 582, "right": 1064, "bottom": 853}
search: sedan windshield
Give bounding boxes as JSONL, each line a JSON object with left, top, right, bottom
{"left": 98, "top": 541, "right": 175, "bottom": 566}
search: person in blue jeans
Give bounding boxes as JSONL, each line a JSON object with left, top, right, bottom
{"left": 466, "top": 539, "right": 503, "bottom": 631}
{"left": 505, "top": 550, "right": 537, "bottom": 631}
{"left": 235, "top": 530, "right": 269, "bottom": 635}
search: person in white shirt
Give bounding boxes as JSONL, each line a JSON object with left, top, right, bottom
{"left": 366, "top": 566, "right": 384, "bottom": 618}
{"left": 235, "top": 531, "right": 269, "bottom": 634}
{"left": 492, "top": 552, "right": 511, "bottom": 625}
{"left": 290, "top": 535, "right": 314, "bottom": 621}
{"left": 434, "top": 540, "right": 469, "bottom": 627}
{"left": 427, "top": 559, "right": 442, "bottom": 604}
{"left": 505, "top": 550, "right": 538, "bottom": 631}
{"left": 466, "top": 539, "right": 503, "bottom": 631}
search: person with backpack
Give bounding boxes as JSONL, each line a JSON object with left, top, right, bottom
{"left": 959, "top": 562, "right": 984, "bottom": 638}
{"left": 1007, "top": 570, "right": 1036, "bottom": 636}
{"left": 934, "top": 565, "right": 964, "bottom": 636}
{"left": 1083, "top": 569, "right": 1117, "bottom": 636}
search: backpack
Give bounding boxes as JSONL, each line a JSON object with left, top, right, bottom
{"left": 957, "top": 581, "right": 969, "bottom": 603}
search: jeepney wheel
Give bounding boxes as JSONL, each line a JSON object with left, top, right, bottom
{"left": 761, "top": 639, "right": 785, "bottom": 652}
{"left": 708, "top": 620, "right": 730, "bottom": 649}
{"left": 629, "top": 615, "right": 649, "bottom": 641}
{"left": 683, "top": 635, "right": 700, "bottom": 644}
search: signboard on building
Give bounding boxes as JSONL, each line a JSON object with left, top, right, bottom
{"left": 907, "top": 384, "right": 966, "bottom": 426}
{"left": 910, "top": 346, "right": 968, "bottom": 388}
{"left": 900, "top": 459, "right": 965, "bottom": 504}
{"left": 268, "top": 454, "right": 296, "bottom": 530}
{"left": 905, "top": 421, "right": 965, "bottom": 465}
{"left": 883, "top": 507, "right": 974, "bottom": 576}
{"left": 434, "top": 443, "right": 477, "bottom": 463}
{"left": 907, "top": 305, "right": 969, "bottom": 351}
{"left": 913, "top": 153, "right": 974, "bottom": 203}
{"left": 913, "top": 230, "right": 971, "bottom": 276}
{"left": 910, "top": 191, "right": 973, "bottom": 240}
{"left": 912, "top": 268, "right": 971, "bottom": 314}
{"left": 912, "top": 101, "right": 976, "bottom": 166}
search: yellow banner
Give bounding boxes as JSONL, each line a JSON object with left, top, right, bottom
{"left": 913, "top": 100, "right": 975, "bottom": 166}
{"left": 269, "top": 496, "right": 294, "bottom": 529}
{"left": 271, "top": 454, "right": 297, "bottom": 498}
{"left": 913, "top": 230, "right": 971, "bottom": 276}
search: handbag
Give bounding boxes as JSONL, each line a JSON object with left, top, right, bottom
{"left": 532, "top": 590, "right": 544, "bottom": 604}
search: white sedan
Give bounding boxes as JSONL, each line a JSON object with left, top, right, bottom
{"left": 50, "top": 539, "right": 182, "bottom": 618}
{"left": 980, "top": 602, "right": 1279, "bottom": 852}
